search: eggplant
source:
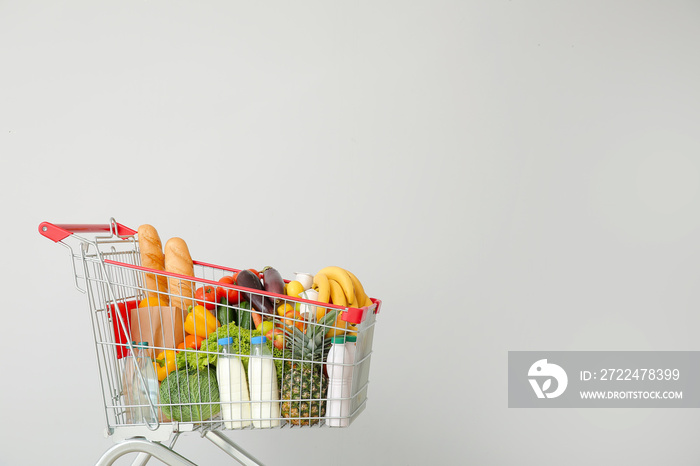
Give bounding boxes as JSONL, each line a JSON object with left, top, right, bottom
{"left": 235, "top": 269, "right": 264, "bottom": 291}
{"left": 252, "top": 294, "right": 275, "bottom": 316}
{"left": 236, "top": 269, "right": 275, "bottom": 315}
{"left": 262, "top": 266, "right": 285, "bottom": 303}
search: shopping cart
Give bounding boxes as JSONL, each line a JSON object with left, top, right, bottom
{"left": 39, "top": 219, "right": 381, "bottom": 466}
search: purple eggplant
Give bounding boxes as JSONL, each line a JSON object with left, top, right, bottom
{"left": 235, "top": 269, "right": 263, "bottom": 290}
{"left": 236, "top": 269, "right": 274, "bottom": 315}
{"left": 262, "top": 266, "right": 285, "bottom": 303}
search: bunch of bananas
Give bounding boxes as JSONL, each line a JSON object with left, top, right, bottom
{"left": 284, "top": 266, "right": 372, "bottom": 337}
{"left": 313, "top": 266, "right": 371, "bottom": 337}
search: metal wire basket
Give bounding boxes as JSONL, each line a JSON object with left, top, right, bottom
{"left": 39, "top": 219, "right": 381, "bottom": 466}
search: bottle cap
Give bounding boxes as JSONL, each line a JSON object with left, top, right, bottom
{"left": 345, "top": 335, "right": 357, "bottom": 343}
{"left": 251, "top": 335, "right": 267, "bottom": 345}
{"left": 137, "top": 341, "right": 149, "bottom": 347}
{"left": 218, "top": 337, "right": 234, "bottom": 345}
{"left": 331, "top": 336, "right": 346, "bottom": 344}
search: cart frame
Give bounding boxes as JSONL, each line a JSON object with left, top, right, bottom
{"left": 39, "top": 219, "right": 381, "bottom": 466}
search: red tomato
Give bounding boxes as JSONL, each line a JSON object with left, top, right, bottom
{"left": 218, "top": 275, "right": 235, "bottom": 285}
{"left": 194, "top": 285, "right": 217, "bottom": 310}
{"left": 217, "top": 275, "right": 239, "bottom": 304}
{"left": 228, "top": 289, "right": 240, "bottom": 304}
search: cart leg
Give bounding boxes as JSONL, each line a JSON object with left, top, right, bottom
{"left": 95, "top": 438, "right": 196, "bottom": 466}
{"left": 129, "top": 452, "right": 152, "bottom": 466}
{"left": 204, "top": 430, "right": 265, "bottom": 466}
{"left": 128, "top": 432, "right": 182, "bottom": 466}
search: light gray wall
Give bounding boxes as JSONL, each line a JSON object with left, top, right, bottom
{"left": 2, "top": 1, "right": 700, "bottom": 464}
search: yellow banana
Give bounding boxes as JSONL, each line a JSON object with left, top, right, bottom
{"left": 317, "top": 266, "right": 356, "bottom": 306}
{"left": 326, "top": 279, "right": 349, "bottom": 337}
{"left": 328, "top": 279, "right": 347, "bottom": 306}
{"left": 345, "top": 269, "right": 372, "bottom": 307}
{"left": 312, "top": 272, "right": 331, "bottom": 303}
{"left": 312, "top": 272, "right": 330, "bottom": 322}
{"left": 353, "top": 291, "right": 363, "bottom": 307}
{"left": 352, "top": 290, "right": 370, "bottom": 307}
{"left": 326, "top": 321, "right": 349, "bottom": 337}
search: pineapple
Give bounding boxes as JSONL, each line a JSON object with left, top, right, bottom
{"left": 280, "top": 309, "right": 341, "bottom": 426}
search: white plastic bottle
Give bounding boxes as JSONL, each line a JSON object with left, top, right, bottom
{"left": 216, "top": 337, "right": 252, "bottom": 429}
{"left": 122, "top": 341, "right": 139, "bottom": 424}
{"left": 133, "top": 341, "right": 160, "bottom": 426}
{"left": 299, "top": 289, "right": 319, "bottom": 323}
{"left": 325, "top": 335, "right": 356, "bottom": 427}
{"left": 248, "top": 336, "right": 280, "bottom": 428}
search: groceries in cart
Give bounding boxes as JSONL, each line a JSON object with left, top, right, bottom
{"left": 116, "top": 223, "right": 377, "bottom": 429}
{"left": 40, "top": 218, "right": 381, "bottom": 465}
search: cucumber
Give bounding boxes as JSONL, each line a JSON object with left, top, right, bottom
{"left": 216, "top": 297, "right": 237, "bottom": 326}
{"left": 237, "top": 301, "right": 252, "bottom": 330}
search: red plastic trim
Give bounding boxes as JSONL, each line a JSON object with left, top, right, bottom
{"left": 115, "top": 223, "right": 138, "bottom": 237}
{"left": 110, "top": 299, "right": 139, "bottom": 359}
{"left": 341, "top": 306, "right": 367, "bottom": 324}
{"left": 371, "top": 298, "right": 382, "bottom": 314}
{"left": 341, "top": 299, "right": 381, "bottom": 324}
{"left": 38, "top": 222, "right": 72, "bottom": 243}
{"left": 39, "top": 221, "right": 137, "bottom": 242}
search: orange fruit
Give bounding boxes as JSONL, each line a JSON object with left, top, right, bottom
{"left": 138, "top": 296, "right": 166, "bottom": 308}
{"left": 283, "top": 310, "right": 306, "bottom": 332}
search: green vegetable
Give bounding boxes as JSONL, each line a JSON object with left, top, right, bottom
{"left": 176, "top": 321, "right": 285, "bottom": 386}
{"left": 216, "top": 297, "right": 237, "bottom": 326}
{"left": 237, "top": 301, "right": 252, "bottom": 331}
{"left": 159, "top": 368, "right": 221, "bottom": 423}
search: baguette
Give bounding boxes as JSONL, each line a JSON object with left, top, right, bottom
{"left": 137, "top": 224, "right": 169, "bottom": 304}
{"left": 164, "top": 237, "right": 195, "bottom": 311}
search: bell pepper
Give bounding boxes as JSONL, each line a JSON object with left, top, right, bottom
{"left": 153, "top": 350, "right": 178, "bottom": 382}
{"left": 185, "top": 305, "right": 220, "bottom": 338}
{"left": 183, "top": 333, "right": 204, "bottom": 350}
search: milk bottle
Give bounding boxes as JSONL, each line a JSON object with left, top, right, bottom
{"left": 248, "top": 336, "right": 280, "bottom": 428}
{"left": 325, "top": 335, "right": 356, "bottom": 427}
{"left": 216, "top": 337, "right": 252, "bottom": 429}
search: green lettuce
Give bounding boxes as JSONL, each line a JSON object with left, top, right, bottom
{"left": 176, "top": 322, "right": 284, "bottom": 384}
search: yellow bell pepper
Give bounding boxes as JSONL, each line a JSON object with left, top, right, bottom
{"left": 153, "top": 350, "right": 178, "bottom": 382}
{"left": 184, "top": 305, "right": 220, "bottom": 338}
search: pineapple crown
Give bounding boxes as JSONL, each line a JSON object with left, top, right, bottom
{"left": 283, "top": 308, "right": 341, "bottom": 363}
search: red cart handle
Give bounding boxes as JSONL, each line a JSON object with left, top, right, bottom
{"left": 39, "top": 221, "right": 137, "bottom": 243}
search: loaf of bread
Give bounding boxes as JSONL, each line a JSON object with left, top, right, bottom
{"left": 138, "top": 224, "right": 169, "bottom": 304}
{"left": 164, "top": 237, "right": 195, "bottom": 311}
